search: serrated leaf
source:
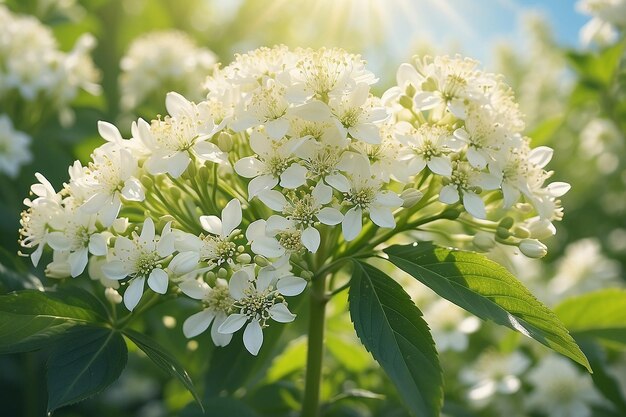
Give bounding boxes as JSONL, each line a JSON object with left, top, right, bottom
{"left": 349, "top": 261, "right": 442, "bottom": 417}
{"left": 384, "top": 242, "right": 590, "bottom": 371}
{"left": 0, "top": 290, "right": 104, "bottom": 354}
{"left": 46, "top": 326, "right": 127, "bottom": 413}
{"left": 123, "top": 329, "right": 203, "bottom": 410}
{"left": 554, "top": 288, "right": 626, "bottom": 346}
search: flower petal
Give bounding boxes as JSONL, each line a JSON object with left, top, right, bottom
{"left": 312, "top": 181, "right": 332, "bottom": 205}
{"left": 221, "top": 199, "right": 242, "bottom": 237}
{"left": 268, "top": 303, "right": 296, "bottom": 323}
{"left": 124, "top": 277, "right": 145, "bottom": 311}
{"left": 148, "top": 268, "right": 168, "bottom": 294}
{"left": 248, "top": 175, "right": 278, "bottom": 199}
{"left": 279, "top": 164, "right": 307, "bottom": 189}
{"left": 277, "top": 276, "right": 307, "bottom": 296}
{"left": 258, "top": 190, "right": 287, "bottom": 211}
{"left": 439, "top": 184, "right": 460, "bottom": 204}
{"left": 342, "top": 207, "right": 362, "bottom": 241}
{"left": 234, "top": 157, "right": 264, "bottom": 178}
{"left": 228, "top": 270, "right": 250, "bottom": 300}
{"left": 218, "top": 313, "right": 248, "bottom": 334}
{"left": 369, "top": 206, "right": 396, "bottom": 228}
{"left": 183, "top": 309, "right": 215, "bottom": 338}
{"left": 200, "top": 215, "right": 222, "bottom": 235}
{"left": 211, "top": 314, "right": 233, "bottom": 346}
{"left": 463, "top": 191, "right": 486, "bottom": 219}
{"left": 301, "top": 227, "right": 321, "bottom": 253}
{"left": 316, "top": 207, "right": 343, "bottom": 225}
{"left": 243, "top": 319, "right": 264, "bottom": 356}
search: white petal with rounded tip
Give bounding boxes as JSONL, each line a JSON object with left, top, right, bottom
{"left": 428, "top": 156, "right": 452, "bottom": 177}
{"left": 69, "top": 248, "right": 88, "bottom": 278}
{"left": 265, "top": 118, "right": 290, "bottom": 139}
{"left": 148, "top": 268, "right": 168, "bottom": 294}
{"left": 194, "top": 141, "right": 228, "bottom": 164}
{"left": 266, "top": 215, "right": 293, "bottom": 233}
{"left": 325, "top": 173, "right": 350, "bottom": 193}
{"left": 243, "top": 319, "right": 264, "bottom": 356}
{"left": 140, "top": 218, "right": 155, "bottom": 243}
{"left": 342, "top": 207, "right": 362, "bottom": 241}
{"left": 248, "top": 175, "right": 278, "bottom": 199}
{"left": 439, "top": 185, "right": 460, "bottom": 204}
{"left": 268, "top": 303, "right": 296, "bottom": 323}
{"left": 350, "top": 124, "right": 382, "bottom": 144}
{"left": 502, "top": 183, "right": 520, "bottom": 208}
{"left": 124, "top": 277, "right": 145, "bottom": 311}
{"left": 98, "top": 121, "right": 123, "bottom": 144}
{"left": 292, "top": 100, "right": 332, "bottom": 121}
{"left": 257, "top": 267, "right": 276, "bottom": 292}
{"left": 183, "top": 309, "right": 215, "bottom": 338}
{"left": 251, "top": 237, "right": 284, "bottom": 258}
{"left": 234, "top": 157, "right": 264, "bottom": 178}
{"left": 221, "top": 199, "right": 242, "bottom": 237}
{"left": 178, "top": 279, "right": 210, "bottom": 300}
{"left": 121, "top": 178, "right": 144, "bottom": 201}
{"left": 99, "top": 196, "right": 122, "bottom": 227}
{"left": 545, "top": 182, "right": 570, "bottom": 197}
{"left": 370, "top": 206, "right": 396, "bottom": 228}
{"left": 396, "top": 63, "right": 422, "bottom": 87}
{"left": 414, "top": 92, "right": 441, "bottom": 110}
{"left": 102, "top": 260, "right": 130, "bottom": 280}
{"left": 81, "top": 192, "right": 110, "bottom": 213}
{"left": 463, "top": 191, "right": 486, "bottom": 219}
{"left": 448, "top": 99, "right": 466, "bottom": 119}
{"left": 164, "top": 152, "right": 191, "bottom": 178}
{"left": 280, "top": 164, "right": 307, "bottom": 189}
{"left": 157, "top": 233, "right": 175, "bottom": 257}
{"left": 88, "top": 233, "right": 107, "bottom": 256}
{"left": 169, "top": 252, "right": 200, "bottom": 275}
{"left": 200, "top": 215, "right": 222, "bottom": 235}
{"left": 246, "top": 219, "right": 266, "bottom": 241}
{"left": 301, "top": 227, "right": 321, "bottom": 253}
{"left": 316, "top": 207, "right": 343, "bottom": 225}
{"left": 374, "top": 191, "right": 403, "bottom": 207}
{"left": 466, "top": 148, "right": 487, "bottom": 169}
{"left": 228, "top": 270, "right": 250, "bottom": 300}
{"left": 259, "top": 190, "right": 287, "bottom": 211}
{"left": 165, "top": 92, "right": 193, "bottom": 117}
{"left": 528, "top": 146, "right": 553, "bottom": 168}
{"left": 47, "top": 232, "right": 71, "bottom": 251}
{"left": 218, "top": 313, "right": 248, "bottom": 334}
{"left": 277, "top": 276, "right": 307, "bottom": 296}
{"left": 211, "top": 314, "right": 233, "bottom": 346}
{"left": 312, "top": 182, "right": 332, "bottom": 204}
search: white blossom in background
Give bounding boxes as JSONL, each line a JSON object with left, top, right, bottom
{"left": 0, "top": 5, "right": 100, "bottom": 125}
{"left": 424, "top": 299, "right": 480, "bottom": 352}
{"left": 19, "top": 45, "right": 570, "bottom": 355}
{"left": 119, "top": 30, "right": 217, "bottom": 112}
{"left": 577, "top": 0, "right": 626, "bottom": 46}
{"left": 0, "top": 114, "right": 32, "bottom": 177}
{"left": 461, "top": 351, "right": 530, "bottom": 407}
{"left": 525, "top": 354, "right": 603, "bottom": 417}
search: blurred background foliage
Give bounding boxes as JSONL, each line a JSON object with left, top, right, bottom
{"left": 0, "top": 1, "right": 625, "bottom": 417}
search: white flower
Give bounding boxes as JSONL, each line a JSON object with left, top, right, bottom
{"left": 334, "top": 159, "right": 403, "bottom": 241}
{"left": 101, "top": 218, "right": 175, "bottom": 311}
{"left": 461, "top": 351, "right": 530, "bottom": 406}
{"left": 135, "top": 92, "right": 226, "bottom": 178}
{"left": 396, "top": 123, "right": 459, "bottom": 177}
{"left": 181, "top": 278, "right": 234, "bottom": 347}
{"left": 218, "top": 261, "right": 306, "bottom": 355}
{"left": 234, "top": 129, "right": 308, "bottom": 198}
{"left": 439, "top": 161, "right": 501, "bottom": 219}
{"left": 174, "top": 198, "right": 242, "bottom": 270}
{"left": 77, "top": 147, "right": 144, "bottom": 226}
{"left": 119, "top": 30, "right": 217, "bottom": 111}
{"left": 246, "top": 219, "right": 303, "bottom": 258}
{"left": 526, "top": 354, "right": 602, "bottom": 417}
{"left": 329, "top": 83, "right": 388, "bottom": 144}
{"left": 0, "top": 115, "right": 31, "bottom": 177}
{"left": 424, "top": 299, "right": 480, "bottom": 352}
{"left": 45, "top": 207, "right": 107, "bottom": 277}
{"left": 259, "top": 182, "right": 343, "bottom": 253}
{"left": 577, "top": 0, "right": 626, "bottom": 46}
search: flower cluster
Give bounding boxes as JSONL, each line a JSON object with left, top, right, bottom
{"left": 0, "top": 114, "right": 32, "bottom": 177}
{"left": 0, "top": 5, "right": 100, "bottom": 125}
{"left": 119, "top": 30, "right": 218, "bottom": 112}
{"left": 577, "top": 0, "right": 626, "bottom": 46}
{"left": 19, "top": 46, "right": 567, "bottom": 355}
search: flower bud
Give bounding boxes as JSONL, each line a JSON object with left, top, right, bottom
{"left": 399, "top": 95, "right": 414, "bottom": 109}
{"left": 112, "top": 217, "right": 129, "bottom": 233}
{"left": 498, "top": 216, "right": 514, "bottom": 230}
{"left": 300, "top": 270, "right": 314, "bottom": 281}
{"left": 105, "top": 287, "right": 123, "bottom": 304}
{"left": 199, "top": 165, "right": 210, "bottom": 182}
{"left": 400, "top": 188, "right": 424, "bottom": 208}
{"left": 45, "top": 260, "right": 71, "bottom": 279}
{"left": 254, "top": 255, "right": 269, "bottom": 266}
{"left": 519, "top": 239, "right": 547, "bottom": 258}
{"left": 217, "top": 267, "right": 228, "bottom": 278}
{"left": 169, "top": 186, "right": 182, "bottom": 200}
{"left": 440, "top": 207, "right": 461, "bottom": 220}
{"left": 473, "top": 232, "right": 495, "bottom": 251}
{"left": 405, "top": 83, "right": 417, "bottom": 97}
{"left": 496, "top": 227, "right": 511, "bottom": 239}
{"left": 528, "top": 219, "right": 556, "bottom": 240}
{"left": 513, "top": 226, "right": 530, "bottom": 239}
{"left": 217, "top": 132, "right": 233, "bottom": 152}
{"left": 237, "top": 253, "right": 252, "bottom": 264}
{"left": 140, "top": 175, "right": 153, "bottom": 189}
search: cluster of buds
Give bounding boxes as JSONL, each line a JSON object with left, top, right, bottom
{"left": 19, "top": 46, "right": 568, "bottom": 354}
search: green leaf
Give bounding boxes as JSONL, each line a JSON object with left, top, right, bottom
{"left": 384, "top": 242, "right": 591, "bottom": 372}
{"left": 578, "top": 340, "right": 626, "bottom": 414}
{"left": 46, "top": 326, "right": 127, "bottom": 413}
{"left": 0, "top": 290, "right": 104, "bottom": 354}
{"left": 123, "top": 329, "right": 203, "bottom": 410}
{"left": 349, "top": 261, "right": 442, "bottom": 417}
{"left": 566, "top": 40, "right": 626, "bottom": 87}
{"left": 554, "top": 289, "right": 626, "bottom": 346}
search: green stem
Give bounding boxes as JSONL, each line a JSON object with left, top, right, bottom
{"left": 301, "top": 274, "right": 328, "bottom": 417}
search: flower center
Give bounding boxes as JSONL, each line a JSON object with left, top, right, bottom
{"left": 278, "top": 230, "right": 303, "bottom": 252}
{"left": 346, "top": 187, "right": 375, "bottom": 209}
{"left": 134, "top": 250, "right": 160, "bottom": 277}
{"left": 206, "top": 285, "right": 234, "bottom": 312}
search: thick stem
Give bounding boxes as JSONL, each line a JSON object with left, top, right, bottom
{"left": 301, "top": 274, "right": 328, "bottom": 417}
